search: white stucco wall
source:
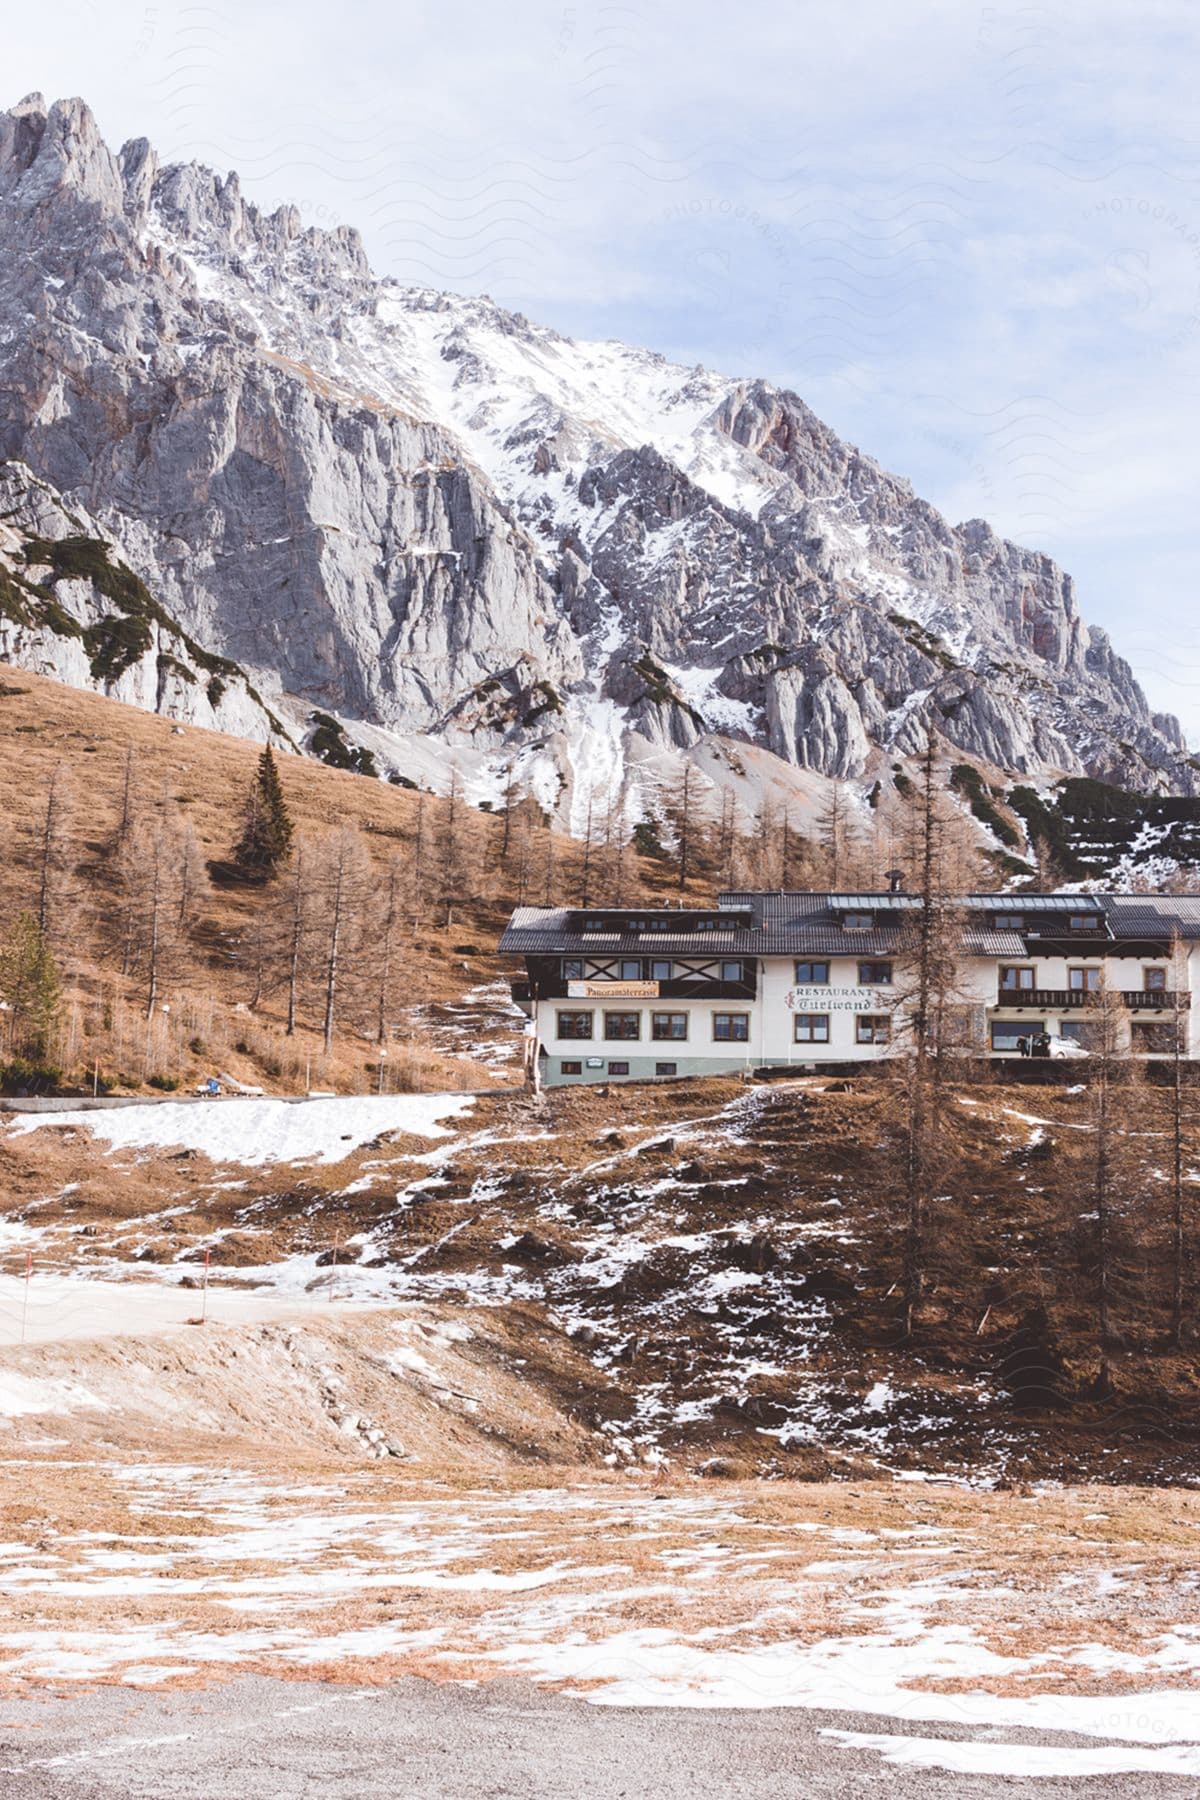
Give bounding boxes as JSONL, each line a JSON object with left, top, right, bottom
{"left": 533, "top": 943, "right": 1195, "bottom": 1077}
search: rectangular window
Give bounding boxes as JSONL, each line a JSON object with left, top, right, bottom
{"left": 655, "top": 1061, "right": 678, "bottom": 1077}
{"left": 1068, "top": 967, "right": 1102, "bottom": 992}
{"left": 1145, "top": 967, "right": 1168, "bottom": 992}
{"left": 651, "top": 1012, "right": 688, "bottom": 1041}
{"left": 562, "top": 958, "right": 583, "bottom": 981}
{"left": 793, "top": 1013, "right": 830, "bottom": 1043}
{"left": 556, "top": 1011, "right": 594, "bottom": 1040}
{"left": 619, "top": 959, "right": 643, "bottom": 982}
{"left": 858, "top": 960, "right": 893, "bottom": 986}
{"left": 843, "top": 911, "right": 873, "bottom": 930}
{"left": 994, "top": 912, "right": 1024, "bottom": 930}
{"left": 650, "top": 960, "right": 673, "bottom": 981}
{"left": 1060, "top": 1020, "right": 1102, "bottom": 1049}
{"left": 1069, "top": 915, "right": 1101, "bottom": 932}
{"left": 794, "top": 960, "right": 830, "bottom": 984}
{"left": 604, "top": 1011, "right": 641, "bottom": 1040}
{"left": 607, "top": 1060, "right": 631, "bottom": 1076}
{"left": 560, "top": 1060, "right": 583, "bottom": 1075}
{"left": 991, "top": 1020, "right": 1044, "bottom": 1052}
{"left": 999, "top": 965, "right": 1036, "bottom": 992}
{"left": 713, "top": 1012, "right": 750, "bottom": 1042}
{"left": 1132, "top": 1022, "right": 1178, "bottom": 1055}
{"left": 856, "top": 1015, "right": 891, "bottom": 1045}
{"left": 721, "top": 960, "right": 743, "bottom": 983}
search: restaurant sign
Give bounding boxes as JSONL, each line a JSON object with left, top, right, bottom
{"left": 568, "top": 980, "right": 660, "bottom": 999}
{"left": 784, "top": 985, "right": 896, "bottom": 1013}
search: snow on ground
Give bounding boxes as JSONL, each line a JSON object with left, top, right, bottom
{"left": 823, "top": 1727, "right": 1200, "bottom": 1780}
{"left": 486, "top": 1629, "right": 1200, "bottom": 1748}
{"left": 4, "top": 1094, "right": 477, "bottom": 1167}
{"left": 0, "top": 1274, "right": 379, "bottom": 1350}
{"left": 0, "top": 1367, "right": 110, "bottom": 1416}
{"left": 0, "top": 1463, "right": 1197, "bottom": 1781}
{"left": 0, "top": 1219, "right": 41, "bottom": 1249}
{"left": 661, "top": 663, "right": 760, "bottom": 737}
{"left": 398, "top": 982, "right": 526, "bottom": 1075}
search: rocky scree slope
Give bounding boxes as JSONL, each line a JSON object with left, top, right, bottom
{"left": 0, "top": 92, "right": 1193, "bottom": 816}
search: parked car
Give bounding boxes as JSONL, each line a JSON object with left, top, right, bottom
{"left": 1046, "top": 1034, "right": 1089, "bottom": 1060}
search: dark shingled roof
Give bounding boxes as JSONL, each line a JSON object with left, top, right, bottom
{"left": 498, "top": 891, "right": 1200, "bottom": 957}
{"left": 498, "top": 907, "right": 757, "bottom": 955}
{"left": 1107, "top": 897, "right": 1200, "bottom": 939}
{"left": 721, "top": 891, "right": 1200, "bottom": 943}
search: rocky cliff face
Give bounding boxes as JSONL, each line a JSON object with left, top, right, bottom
{"left": 0, "top": 461, "right": 286, "bottom": 743}
{"left": 0, "top": 91, "right": 1193, "bottom": 822}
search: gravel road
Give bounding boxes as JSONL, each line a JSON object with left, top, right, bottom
{"left": 1, "top": 1675, "right": 1195, "bottom": 1798}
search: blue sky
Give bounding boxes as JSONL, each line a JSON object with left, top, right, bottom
{"left": 9, "top": 0, "right": 1200, "bottom": 738}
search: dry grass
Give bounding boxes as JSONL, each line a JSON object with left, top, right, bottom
{"left": 2, "top": 1067, "right": 1199, "bottom": 1702}
{"left": 0, "top": 672, "right": 531, "bottom": 1093}
{"left": 1, "top": 1428, "right": 1197, "bottom": 1699}
{"left": 0, "top": 671, "right": 726, "bottom": 1096}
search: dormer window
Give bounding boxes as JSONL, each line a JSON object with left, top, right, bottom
{"left": 994, "top": 912, "right": 1024, "bottom": 930}
{"left": 843, "top": 911, "right": 873, "bottom": 931}
{"left": 1069, "top": 914, "right": 1101, "bottom": 932}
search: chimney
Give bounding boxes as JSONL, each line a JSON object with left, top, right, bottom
{"left": 886, "top": 869, "right": 905, "bottom": 894}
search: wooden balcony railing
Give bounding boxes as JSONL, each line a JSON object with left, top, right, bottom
{"left": 994, "top": 988, "right": 1190, "bottom": 1010}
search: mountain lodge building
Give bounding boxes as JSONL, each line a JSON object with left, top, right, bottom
{"left": 498, "top": 892, "right": 1200, "bottom": 1086}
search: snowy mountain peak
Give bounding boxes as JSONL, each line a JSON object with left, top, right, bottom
{"left": 0, "top": 94, "right": 1193, "bottom": 833}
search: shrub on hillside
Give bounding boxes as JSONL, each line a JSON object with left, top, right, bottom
{"left": 0, "top": 1056, "right": 62, "bottom": 1096}
{"left": 0, "top": 911, "right": 61, "bottom": 1059}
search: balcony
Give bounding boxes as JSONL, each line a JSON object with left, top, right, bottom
{"left": 994, "top": 988, "right": 1189, "bottom": 1011}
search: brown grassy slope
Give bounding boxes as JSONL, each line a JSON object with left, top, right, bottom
{"left": 0, "top": 673, "right": 586, "bottom": 1094}
{"left": 0, "top": 672, "right": 728, "bottom": 1094}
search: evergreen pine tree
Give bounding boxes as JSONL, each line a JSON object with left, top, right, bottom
{"left": 232, "top": 747, "right": 294, "bottom": 877}
{"left": 0, "top": 911, "right": 62, "bottom": 1060}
